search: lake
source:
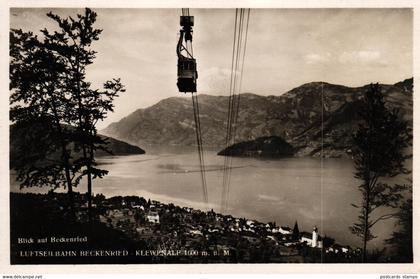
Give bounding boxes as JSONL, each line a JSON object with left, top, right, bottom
{"left": 10, "top": 146, "right": 410, "bottom": 249}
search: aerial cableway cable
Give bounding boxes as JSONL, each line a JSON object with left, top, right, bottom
{"left": 225, "top": 9, "right": 246, "bottom": 209}
{"left": 192, "top": 93, "right": 208, "bottom": 206}
{"left": 221, "top": 9, "right": 239, "bottom": 213}
{"left": 221, "top": 8, "right": 250, "bottom": 213}
{"left": 177, "top": 8, "right": 209, "bottom": 208}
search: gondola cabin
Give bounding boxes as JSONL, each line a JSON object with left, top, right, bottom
{"left": 177, "top": 14, "right": 197, "bottom": 93}
{"left": 177, "top": 57, "right": 197, "bottom": 93}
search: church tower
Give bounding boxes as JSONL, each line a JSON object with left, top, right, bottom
{"left": 312, "top": 226, "right": 318, "bottom": 248}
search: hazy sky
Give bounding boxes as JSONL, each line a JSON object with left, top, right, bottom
{"left": 10, "top": 8, "right": 413, "bottom": 129}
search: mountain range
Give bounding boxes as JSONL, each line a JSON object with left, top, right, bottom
{"left": 101, "top": 78, "right": 413, "bottom": 158}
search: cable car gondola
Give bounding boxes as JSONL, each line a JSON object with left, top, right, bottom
{"left": 177, "top": 15, "right": 197, "bottom": 93}
{"left": 175, "top": 10, "right": 208, "bottom": 207}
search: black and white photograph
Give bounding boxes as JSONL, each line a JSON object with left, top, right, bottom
{"left": 2, "top": 2, "right": 417, "bottom": 271}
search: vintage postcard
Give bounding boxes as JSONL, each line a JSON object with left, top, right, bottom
{"left": 0, "top": 0, "right": 419, "bottom": 275}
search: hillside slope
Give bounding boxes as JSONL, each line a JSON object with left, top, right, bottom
{"left": 10, "top": 124, "right": 145, "bottom": 168}
{"left": 102, "top": 78, "right": 412, "bottom": 157}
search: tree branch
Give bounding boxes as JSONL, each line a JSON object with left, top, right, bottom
{"left": 369, "top": 213, "right": 397, "bottom": 229}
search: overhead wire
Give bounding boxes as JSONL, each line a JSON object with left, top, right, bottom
{"left": 225, "top": 9, "right": 246, "bottom": 208}
{"left": 225, "top": 8, "right": 250, "bottom": 212}
{"left": 192, "top": 93, "right": 208, "bottom": 206}
{"left": 223, "top": 9, "right": 243, "bottom": 212}
{"left": 221, "top": 8, "right": 250, "bottom": 213}
{"left": 221, "top": 9, "right": 240, "bottom": 212}
{"left": 232, "top": 9, "right": 250, "bottom": 141}
{"left": 221, "top": 9, "right": 239, "bottom": 213}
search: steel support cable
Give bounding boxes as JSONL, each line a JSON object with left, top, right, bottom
{"left": 222, "top": 9, "right": 243, "bottom": 212}
{"left": 182, "top": 8, "right": 188, "bottom": 16}
{"left": 190, "top": 59, "right": 208, "bottom": 207}
{"left": 226, "top": 10, "right": 240, "bottom": 146}
{"left": 221, "top": 9, "right": 250, "bottom": 212}
{"left": 192, "top": 93, "right": 208, "bottom": 206}
{"left": 232, "top": 9, "right": 250, "bottom": 143}
{"left": 225, "top": 9, "right": 245, "bottom": 211}
{"left": 227, "top": 9, "right": 250, "bottom": 209}
{"left": 191, "top": 96, "right": 201, "bottom": 196}
{"left": 194, "top": 94, "right": 207, "bottom": 201}
{"left": 192, "top": 94, "right": 207, "bottom": 203}
{"left": 182, "top": 8, "right": 190, "bottom": 17}
{"left": 229, "top": 9, "right": 244, "bottom": 146}
{"left": 221, "top": 10, "right": 240, "bottom": 212}
{"left": 221, "top": 9, "right": 239, "bottom": 212}
{"left": 191, "top": 61, "right": 208, "bottom": 207}
{"left": 229, "top": 8, "right": 250, "bottom": 180}
{"left": 221, "top": 9, "right": 244, "bottom": 212}
{"left": 223, "top": 9, "right": 239, "bottom": 151}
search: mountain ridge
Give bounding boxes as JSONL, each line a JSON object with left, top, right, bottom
{"left": 101, "top": 78, "right": 412, "bottom": 158}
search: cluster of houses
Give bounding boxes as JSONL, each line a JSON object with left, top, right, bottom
{"left": 93, "top": 195, "right": 353, "bottom": 256}
{"left": 20, "top": 192, "right": 357, "bottom": 262}
{"left": 50, "top": 191, "right": 354, "bottom": 258}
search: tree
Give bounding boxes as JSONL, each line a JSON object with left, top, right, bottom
{"left": 322, "top": 235, "right": 335, "bottom": 249}
{"left": 39, "top": 8, "right": 125, "bottom": 216}
{"left": 292, "top": 221, "right": 300, "bottom": 241}
{"left": 10, "top": 29, "right": 77, "bottom": 210}
{"left": 349, "top": 83, "right": 411, "bottom": 262}
{"left": 385, "top": 184, "right": 413, "bottom": 263}
{"left": 10, "top": 9, "right": 125, "bottom": 218}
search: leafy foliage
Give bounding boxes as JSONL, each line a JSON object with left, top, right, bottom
{"left": 349, "top": 83, "right": 411, "bottom": 262}
{"left": 10, "top": 8, "right": 125, "bottom": 213}
{"left": 385, "top": 184, "right": 413, "bottom": 262}
{"left": 10, "top": 28, "right": 75, "bottom": 192}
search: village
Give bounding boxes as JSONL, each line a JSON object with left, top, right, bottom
{"left": 11, "top": 190, "right": 363, "bottom": 263}
{"left": 68, "top": 192, "right": 359, "bottom": 263}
